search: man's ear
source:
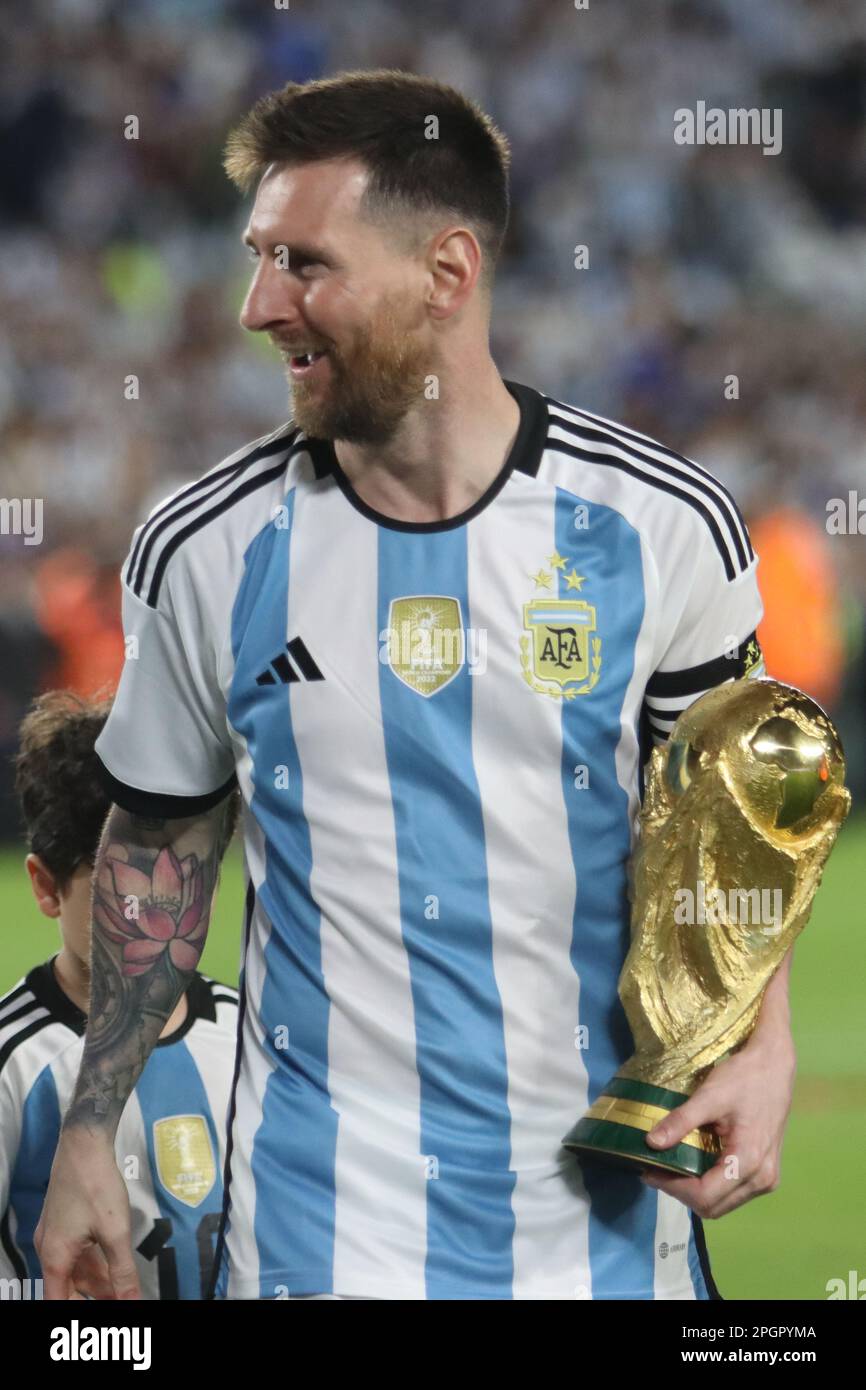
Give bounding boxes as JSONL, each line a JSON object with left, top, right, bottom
{"left": 25, "top": 853, "right": 62, "bottom": 920}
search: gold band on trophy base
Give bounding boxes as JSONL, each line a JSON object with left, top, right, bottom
{"left": 562, "top": 677, "right": 849, "bottom": 1180}
{"left": 563, "top": 1077, "right": 721, "bottom": 1176}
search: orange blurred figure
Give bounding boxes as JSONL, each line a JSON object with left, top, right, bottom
{"left": 33, "top": 548, "right": 124, "bottom": 699}
{"left": 749, "top": 507, "right": 844, "bottom": 712}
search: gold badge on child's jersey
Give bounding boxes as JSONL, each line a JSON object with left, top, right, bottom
{"left": 385, "top": 596, "right": 465, "bottom": 697}
{"left": 520, "top": 553, "right": 601, "bottom": 698}
{"left": 153, "top": 1115, "right": 217, "bottom": 1207}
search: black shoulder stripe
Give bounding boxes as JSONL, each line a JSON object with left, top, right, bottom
{"left": 211, "top": 994, "right": 239, "bottom": 1008}
{"left": 547, "top": 433, "right": 738, "bottom": 581}
{"left": 549, "top": 396, "right": 753, "bottom": 561}
{"left": 0, "top": 997, "right": 45, "bottom": 1036}
{"left": 646, "top": 633, "right": 759, "bottom": 699}
{"left": 144, "top": 455, "right": 294, "bottom": 608}
{"left": 128, "top": 428, "right": 301, "bottom": 600}
{"left": 125, "top": 423, "right": 296, "bottom": 592}
{"left": 556, "top": 399, "right": 746, "bottom": 515}
{"left": 127, "top": 462, "right": 247, "bottom": 593}
{"left": 547, "top": 401, "right": 752, "bottom": 574}
{"left": 0, "top": 981, "right": 34, "bottom": 1019}
{"left": 548, "top": 409, "right": 749, "bottom": 573}
{"left": 0, "top": 1013, "right": 55, "bottom": 1074}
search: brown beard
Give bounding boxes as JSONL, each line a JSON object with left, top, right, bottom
{"left": 287, "top": 292, "right": 432, "bottom": 446}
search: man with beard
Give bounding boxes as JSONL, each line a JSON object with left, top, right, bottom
{"left": 37, "top": 69, "right": 795, "bottom": 1302}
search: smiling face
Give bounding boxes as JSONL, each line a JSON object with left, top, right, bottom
{"left": 240, "top": 158, "right": 437, "bottom": 444}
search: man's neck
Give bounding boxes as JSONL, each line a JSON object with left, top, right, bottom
{"left": 333, "top": 363, "right": 521, "bottom": 525}
{"left": 52, "top": 947, "right": 189, "bottom": 1039}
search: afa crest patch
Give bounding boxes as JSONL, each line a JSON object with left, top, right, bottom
{"left": 519, "top": 554, "right": 601, "bottom": 699}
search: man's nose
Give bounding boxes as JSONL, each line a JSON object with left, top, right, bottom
{"left": 240, "top": 263, "right": 303, "bottom": 334}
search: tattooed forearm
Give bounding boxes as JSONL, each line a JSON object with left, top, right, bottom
{"left": 63, "top": 796, "right": 232, "bottom": 1136}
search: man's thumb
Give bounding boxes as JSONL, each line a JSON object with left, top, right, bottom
{"left": 645, "top": 1095, "right": 713, "bottom": 1149}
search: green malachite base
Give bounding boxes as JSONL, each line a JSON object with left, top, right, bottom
{"left": 562, "top": 1075, "right": 722, "bottom": 1177}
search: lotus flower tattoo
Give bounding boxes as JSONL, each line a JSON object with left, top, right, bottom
{"left": 94, "top": 843, "right": 206, "bottom": 978}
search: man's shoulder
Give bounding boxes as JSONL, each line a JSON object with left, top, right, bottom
{"left": 123, "top": 420, "right": 306, "bottom": 611}
{"left": 538, "top": 390, "right": 753, "bottom": 582}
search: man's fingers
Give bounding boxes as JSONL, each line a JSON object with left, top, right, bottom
{"left": 104, "top": 1236, "right": 142, "bottom": 1301}
{"left": 643, "top": 1130, "right": 773, "bottom": 1217}
{"left": 72, "top": 1245, "right": 117, "bottom": 1301}
{"left": 643, "top": 1156, "right": 735, "bottom": 1215}
{"left": 39, "top": 1239, "right": 83, "bottom": 1301}
{"left": 700, "top": 1151, "right": 781, "bottom": 1219}
{"left": 641, "top": 1170, "right": 704, "bottom": 1208}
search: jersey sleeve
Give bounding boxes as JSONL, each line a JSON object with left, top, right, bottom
{"left": 95, "top": 538, "right": 237, "bottom": 818}
{"left": 644, "top": 531, "right": 765, "bottom": 746}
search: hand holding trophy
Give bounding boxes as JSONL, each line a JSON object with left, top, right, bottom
{"left": 562, "top": 677, "right": 850, "bottom": 1176}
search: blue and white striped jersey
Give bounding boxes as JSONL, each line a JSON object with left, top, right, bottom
{"left": 94, "top": 379, "right": 764, "bottom": 1300}
{"left": 0, "top": 963, "right": 237, "bottom": 1300}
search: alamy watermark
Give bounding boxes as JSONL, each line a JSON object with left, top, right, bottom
{"left": 674, "top": 881, "right": 783, "bottom": 935}
{"left": 0, "top": 497, "right": 43, "bottom": 545}
{"left": 826, "top": 491, "right": 866, "bottom": 535}
{"left": 379, "top": 622, "right": 488, "bottom": 676}
{"left": 0, "top": 1276, "right": 43, "bottom": 1299}
{"left": 674, "top": 102, "right": 782, "bottom": 156}
{"left": 49, "top": 1320, "right": 151, "bottom": 1370}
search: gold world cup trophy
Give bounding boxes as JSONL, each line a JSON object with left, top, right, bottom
{"left": 562, "top": 677, "right": 850, "bottom": 1176}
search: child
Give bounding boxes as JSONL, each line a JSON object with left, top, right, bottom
{"left": 0, "top": 691, "right": 240, "bottom": 1299}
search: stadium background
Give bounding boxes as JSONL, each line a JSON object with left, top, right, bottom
{"left": 1, "top": 0, "right": 864, "bottom": 1300}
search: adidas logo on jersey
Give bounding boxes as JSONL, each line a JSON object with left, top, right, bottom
{"left": 255, "top": 636, "right": 325, "bottom": 686}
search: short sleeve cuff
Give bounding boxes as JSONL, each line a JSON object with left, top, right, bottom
{"left": 95, "top": 755, "right": 237, "bottom": 819}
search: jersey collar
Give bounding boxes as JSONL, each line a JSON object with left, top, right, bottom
{"left": 26, "top": 957, "right": 87, "bottom": 1036}
{"left": 24, "top": 959, "right": 215, "bottom": 1047}
{"left": 302, "top": 378, "right": 549, "bottom": 532}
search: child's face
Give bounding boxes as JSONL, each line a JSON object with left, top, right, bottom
{"left": 25, "top": 854, "right": 94, "bottom": 974}
{"left": 58, "top": 864, "right": 97, "bottom": 971}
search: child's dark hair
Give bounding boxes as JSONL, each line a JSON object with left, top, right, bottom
{"left": 14, "top": 690, "right": 239, "bottom": 891}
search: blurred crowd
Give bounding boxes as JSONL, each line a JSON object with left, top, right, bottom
{"left": 2, "top": 0, "right": 866, "bottom": 834}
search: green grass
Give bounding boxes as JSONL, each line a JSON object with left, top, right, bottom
{"left": 2, "top": 816, "right": 863, "bottom": 1300}
{"left": 705, "top": 811, "right": 866, "bottom": 1300}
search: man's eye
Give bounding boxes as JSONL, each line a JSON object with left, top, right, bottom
{"left": 286, "top": 257, "right": 321, "bottom": 277}
{"left": 246, "top": 248, "right": 260, "bottom": 263}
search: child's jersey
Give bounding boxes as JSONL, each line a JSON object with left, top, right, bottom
{"left": 0, "top": 960, "right": 237, "bottom": 1299}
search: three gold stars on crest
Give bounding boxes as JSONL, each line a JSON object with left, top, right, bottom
{"left": 531, "top": 551, "right": 585, "bottom": 591}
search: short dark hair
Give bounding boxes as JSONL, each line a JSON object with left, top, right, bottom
{"left": 15, "top": 690, "right": 239, "bottom": 892}
{"left": 223, "top": 68, "right": 511, "bottom": 287}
